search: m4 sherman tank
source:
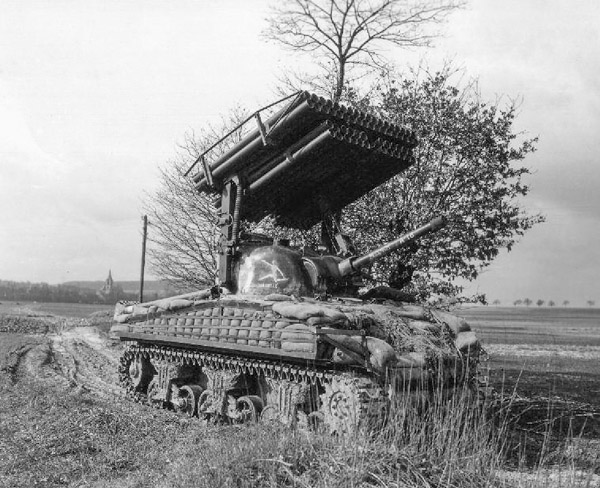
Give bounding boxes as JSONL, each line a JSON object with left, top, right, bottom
{"left": 111, "top": 92, "right": 481, "bottom": 433}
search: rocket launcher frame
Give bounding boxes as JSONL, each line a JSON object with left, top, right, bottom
{"left": 186, "top": 91, "right": 418, "bottom": 230}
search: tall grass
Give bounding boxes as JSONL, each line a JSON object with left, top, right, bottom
{"left": 1, "top": 371, "right": 597, "bottom": 487}
{"left": 156, "top": 381, "right": 515, "bottom": 488}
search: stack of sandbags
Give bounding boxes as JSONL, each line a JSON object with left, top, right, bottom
{"left": 271, "top": 302, "right": 396, "bottom": 370}
{"left": 429, "top": 309, "right": 480, "bottom": 356}
{"left": 271, "top": 301, "right": 348, "bottom": 354}
{"left": 330, "top": 335, "right": 397, "bottom": 372}
{"left": 113, "top": 288, "right": 216, "bottom": 323}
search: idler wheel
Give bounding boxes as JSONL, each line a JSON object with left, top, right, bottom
{"left": 119, "top": 348, "right": 153, "bottom": 399}
{"left": 128, "top": 355, "right": 153, "bottom": 391}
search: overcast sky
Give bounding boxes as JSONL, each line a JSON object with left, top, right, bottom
{"left": 1, "top": 0, "right": 598, "bottom": 305}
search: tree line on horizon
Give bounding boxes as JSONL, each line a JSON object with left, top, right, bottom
{"left": 0, "top": 279, "right": 137, "bottom": 305}
{"left": 491, "top": 298, "right": 596, "bottom": 307}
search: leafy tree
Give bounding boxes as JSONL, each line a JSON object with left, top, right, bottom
{"left": 523, "top": 298, "right": 532, "bottom": 307}
{"left": 340, "top": 67, "right": 542, "bottom": 297}
{"left": 513, "top": 299, "right": 523, "bottom": 306}
{"left": 265, "top": 0, "right": 463, "bottom": 101}
{"left": 492, "top": 299, "right": 501, "bottom": 306}
{"left": 562, "top": 300, "right": 570, "bottom": 307}
{"left": 548, "top": 300, "right": 555, "bottom": 307}
{"left": 587, "top": 300, "right": 596, "bottom": 307}
{"left": 536, "top": 299, "right": 544, "bottom": 307}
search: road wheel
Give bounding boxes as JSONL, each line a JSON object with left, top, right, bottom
{"left": 174, "top": 385, "right": 204, "bottom": 417}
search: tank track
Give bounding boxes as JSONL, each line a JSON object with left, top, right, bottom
{"left": 117, "top": 342, "right": 388, "bottom": 433}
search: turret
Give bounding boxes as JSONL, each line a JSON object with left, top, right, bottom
{"left": 234, "top": 217, "right": 445, "bottom": 297}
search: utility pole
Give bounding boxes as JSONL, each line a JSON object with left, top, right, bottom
{"left": 139, "top": 215, "right": 148, "bottom": 302}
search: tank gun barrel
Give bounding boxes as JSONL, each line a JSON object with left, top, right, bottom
{"left": 337, "top": 216, "right": 446, "bottom": 277}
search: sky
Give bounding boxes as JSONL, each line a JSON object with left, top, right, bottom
{"left": 0, "top": 0, "right": 598, "bottom": 306}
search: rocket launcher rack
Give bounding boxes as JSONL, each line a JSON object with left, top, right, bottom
{"left": 186, "top": 91, "right": 418, "bottom": 230}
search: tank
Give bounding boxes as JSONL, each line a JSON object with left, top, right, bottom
{"left": 110, "top": 92, "right": 482, "bottom": 433}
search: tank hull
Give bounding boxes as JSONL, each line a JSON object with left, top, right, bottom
{"left": 112, "top": 289, "right": 480, "bottom": 433}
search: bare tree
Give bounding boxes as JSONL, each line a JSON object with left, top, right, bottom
{"left": 513, "top": 299, "right": 523, "bottom": 306}
{"left": 145, "top": 108, "right": 249, "bottom": 289}
{"left": 548, "top": 300, "right": 555, "bottom": 307}
{"left": 562, "top": 300, "right": 570, "bottom": 307}
{"left": 145, "top": 159, "right": 218, "bottom": 289}
{"left": 264, "top": 0, "right": 463, "bottom": 101}
{"left": 587, "top": 300, "right": 596, "bottom": 307}
{"left": 492, "top": 299, "right": 501, "bottom": 306}
{"left": 523, "top": 298, "right": 532, "bottom": 307}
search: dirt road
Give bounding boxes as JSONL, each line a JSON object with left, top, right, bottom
{"left": 2, "top": 305, "right": 124, "bottom": 401}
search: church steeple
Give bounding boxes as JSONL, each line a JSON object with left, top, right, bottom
{"left": 100, "top": 270, "right": 114, "bottom": 294}
{"left": 97, "top": 269, "right": 123, "bottom": 303}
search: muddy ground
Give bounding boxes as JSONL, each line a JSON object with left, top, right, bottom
{"left": 0, "top": 302, "right": 120, "bottom": 399}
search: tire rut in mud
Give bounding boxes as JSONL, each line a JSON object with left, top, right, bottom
{"left": 11, "top": 326, "right": 124, "bottom": 400}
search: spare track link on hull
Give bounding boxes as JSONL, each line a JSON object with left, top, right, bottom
{"left": 118, "top": 342, "right": 388, "bottom": 433}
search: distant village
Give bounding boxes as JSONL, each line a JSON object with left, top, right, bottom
{"left": 0, "top": 271, "right": 177, "bottom": 304}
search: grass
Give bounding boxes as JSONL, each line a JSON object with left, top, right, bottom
{"left": 0, "top": 304, "right": 598, "bottom": 487}
{"left": 1, "top": 373, "right": 597, "bottom": 488}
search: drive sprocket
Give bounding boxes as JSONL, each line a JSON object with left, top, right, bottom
{"left": 319, "top": 375, "right": 387, "bottom": 434}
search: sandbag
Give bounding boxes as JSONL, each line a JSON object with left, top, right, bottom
{"left": 395, "top": 351, "right": 427, "bottom": 368}
{"left": 132, "top": 304, "right": 150, "bottom": 316}
{"left": 390, "top": 355, "right": 428, "bottom": 386}
{"left": 113, "top": 302, "right": 131, "bottom": 320}
{"left": 368, "top": 304, "right": 428, "bottom": 321}
{"left": 168, "top": 298, "right": 193, "bottom": 311}
{"left": 264, "top": 293, "right": 293, "bottom": 301}
{"left": 393, "top": 304, "right": 429, "bottom": 320}
{"left": 114, "top": 313, "right": 130, "bottom": 324}
{"left": 326, "top": 334, "right": 396, "bottom": 371}
{"left": 406, "top": 319, "right": 439, "bottom": 333}
{"left": 366, "top": 337, "right": 397, "bottom": 371}
{"left": 190, "top": 288, "right": 212, "bottom": 300}
{"left": 430, "top": 309, "right": 470, "bottom": 334}
{"left": 281, "top": 323, "right": 315, "bottom": 353}
{"left": 455, "top": 331, "right": 480, "bottom": 354}
{"left": 272, "top": 302, "right": 324, "bottom": 320}
{"left": 271, "top": 321, "right": 289, "bottom": 349}
{"left": 321, "top": 307, "right": 348, "bottom": 322}
{"left": 306, "top": 316, "right": 334, "bottom": 326}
